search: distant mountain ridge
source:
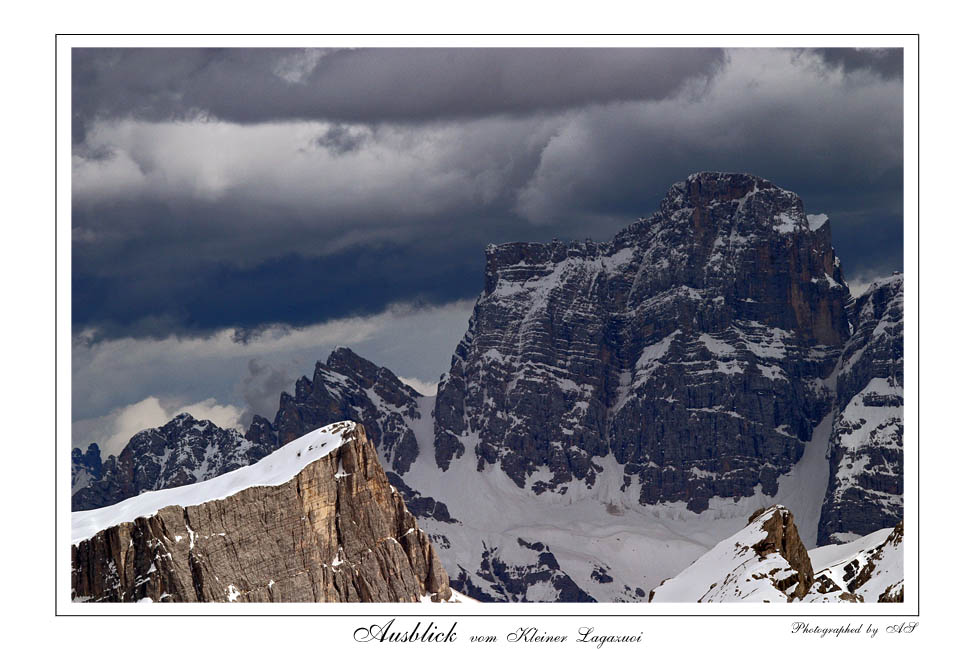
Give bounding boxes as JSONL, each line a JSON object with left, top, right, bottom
{"left": 72, "top": 413, "right": 270, "bottom": 512}
{"left": 72, "top": 172, "right": 905, "bottom": 602}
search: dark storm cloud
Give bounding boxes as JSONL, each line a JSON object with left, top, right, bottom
{"left": 806, "top": 47, "right": 904, "bottom": 80}
{"left": 72, "top": 47, "right": 726, "bottom": 141}
{"left": 72, "top": 48, "right": 904, "bottom": 342}
{"left": 315, "top": 124, "right": 369, "bottom": 154}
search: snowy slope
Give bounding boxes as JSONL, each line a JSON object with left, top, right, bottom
{"left": 806, "top": 523, "right": 903, "bottom": 602}
{"left": 645, "top": 505, "right": 903, "bottom": 603}
{"left": 72, "top": 421, "right": 357, "bottom": 544}
{"left": 400, "top": 398, "right": 840, "bottom": 602}
{"left": 648, "top": 506, "right": 808, "bottom": 602}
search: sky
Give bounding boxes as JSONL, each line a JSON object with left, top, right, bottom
{"left": 72, "top": 47, "right": 904, "bottom": 455}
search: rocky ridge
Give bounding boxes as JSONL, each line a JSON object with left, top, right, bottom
{"left": 649, "top": 505, "right": 903, "bottom": 602}
{"left": 247, "top": 347, "right": 423, "bottom": 473}
{"left": 71, "top": 422, "right": 453, "bottom": 603}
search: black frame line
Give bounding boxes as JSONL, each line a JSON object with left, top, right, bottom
{"left": 54, "top": 33, "right": 920, "bottom": 618}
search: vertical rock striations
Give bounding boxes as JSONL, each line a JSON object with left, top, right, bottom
{"left": 435, "top": 172, "right": 848, "bottom": 512}
{"left": 71, "top": 423, "right": 452, "bottom": 603}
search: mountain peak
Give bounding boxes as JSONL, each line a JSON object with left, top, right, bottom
{"left": 71, "top": 422, "right": 455, "bottom": 603}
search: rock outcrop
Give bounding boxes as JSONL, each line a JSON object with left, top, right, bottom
{"left": 71, "top": 422, "right": 452, "bottom": 603}
{"left": 648, "top": 505, "right": 815, "bottom": 602}
{"left": 649, "top": 505, "right": 904, "bottom": 603}
{"left": 819, "top": 274, "right": 904, "bottom": 544}
{"left": 806, "top": 521, "right": 904, "bottom": 602}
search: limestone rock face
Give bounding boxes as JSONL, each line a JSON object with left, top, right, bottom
{"left": 72, "top": 414, "right": 271, "bottom": 512}
{"left": 818, "top": 275, "right": 904, "bottom": 544}
{"left": 71, "top": 423, "right": 452, "bottom": 603}
{"left": 435, "top": 172, "right": 847, "bottom": 511}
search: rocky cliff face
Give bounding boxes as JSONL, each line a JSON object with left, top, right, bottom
{"left": 72, "top": 414, "right": 272, "bottom": 512}
{"left": 435, "top": 172, "right": 847, "bottom": 512}
{"left": 819, "top": 274, "right": 904, "bottom": 544}
{"left": 71, "top": 422, "right": 452, "bottom": 603}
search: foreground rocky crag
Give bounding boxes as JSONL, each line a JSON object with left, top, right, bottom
{"left": 649, "top": 505, "right": 903, "bottom": 602}
{"left": 649, "top": 505, "right": 815, "bottom": 602}
{"left": 71, "top": 422, "right": 452, "bottom": 603}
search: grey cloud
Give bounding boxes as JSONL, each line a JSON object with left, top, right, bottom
{"left": 72, "top": 48, "right": 903, "bottom": 343}
{"left": 513, "top": 49, "right": 903, "bottom": 252}
{"left": 238, "top": 358, "right": 293, "bottom": 425}
{"left": 804, "top": 48, "right": 904, "bottom": 79}
{"left": 71, "top": 301, "right": 474, "bottom": 443}
{"left": 72, "top": 48, "right": 726, "bottom": 140}
{"left": 315, "top": 124, "right": 369, "bottom": 154}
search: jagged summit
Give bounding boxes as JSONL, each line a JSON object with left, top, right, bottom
{"left": 72, "top": 412, "right": 265, "bottom": 512}
{"left": 482, "top": 171, "right": 847, "bottom": 345}
{"left": 253, "top": 346, "right": 423, "bottom": 472}
{"left": 487, "top": 172, "right": 825, "bottom": 266}
{"left": 654, "top": 171, "right": 822, "bottom": 234}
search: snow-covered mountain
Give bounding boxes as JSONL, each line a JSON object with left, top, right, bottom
{"left": 71, "top": 172, "right": 905, "bottom": 602}
{"left": 72, "top": 413, "right": 272, "bottom": 511}
{"left": 648, "top": 505, "right": 903, "bottom": 603}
